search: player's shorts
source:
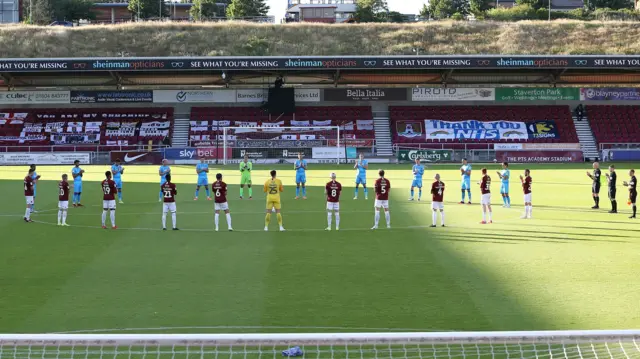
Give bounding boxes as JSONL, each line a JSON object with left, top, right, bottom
{"left": 523, "top": 193, "right": 532, "bottom": 203}
{"left": 163, "top": 202, "right": 177, "bottom": 213}
{"left": 630, "top": 190, "right": 638, "bottom": 203}
{"left": 114, "top": 179, "right": 122, "bottom": 189}
{"left": 240, "top": 175, "right": 252, "bottom": 185}
{"left": 267, "top": 199, "right": 281, "bottom": 210}
{"left": 58, "top": 201, "right": 69, "bottom": 210}
{"left": 431, "top": 201, "right": 444, "bottom": 210}
{"left": 355, "top": 176, "right": 367, "bottom": 185}
{"left": 326, "top": 202, "right": 340, "bottom": 211}
{"left": 481, "top": 193, "right": 491, "bottom": 205}
{"left": 25, "top": 196, "right": 34, "bottom": 205}
{"left": 296, "top": 173, "right": 306, "bottom": 184}
{"left": 103, "top": 200, "right": 116, "bottom": 210}
{"left": 500, "top": 183, "right": 509, "bottom": 194}
{"left": 411, "top": 179, "right": 423, "bottom": 188}
{"left": 608, "top": 188, "right": 616, "bottom": 200}
{"left": 374, "top": 199, "right": 389, "bottom": 209}
{"left": 461, "top": 179, "right": 471, "bottom": 190}
{"left": 74, "top": 182, "right": 83, "bottom": 193}
{"left": 214, "top": 202, "right": 229, "bottom": 211}
{"left": 592, "top": 182, "right": 601, "bottom": 194}
{"left": 197, "top": 177, "right": 208, "bottom": 186}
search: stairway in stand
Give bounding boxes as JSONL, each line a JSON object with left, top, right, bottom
{"left": 572, "top": 116, "right": 599, "bottom": 160}
{"left": 373, "top": 117, "right": 393, "bottom": 157}
{"left": 172, "top": 118, "right": 190, "bottom": 147}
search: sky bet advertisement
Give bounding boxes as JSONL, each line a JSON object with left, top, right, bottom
{"left": 5, "top": 56, "right": 640, "bottom": 72}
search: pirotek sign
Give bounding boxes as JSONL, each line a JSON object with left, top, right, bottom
{"left": 397, "top": 149, "right": 452, "bottom": 162}
{"left": 412, "top": 88, "right": 495, "bottom": 101}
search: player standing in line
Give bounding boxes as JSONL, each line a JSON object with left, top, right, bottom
{"left": 24, "top": 168, "right": 35, "bottom": 223}
{"left": 71, "top": 160, "right": 84, "bottom": 207}
{"left": 372, "top": 169, "right": 391, "bottom": 229}
{"left": 479, "top": 168, "right": 493, "bottom": 224}
{"left": 353, "top": 153, "right": 369, "bottom": 200}
{"left": 409, "top": 158, "right": 424, "bottom": 201}
{"left": 194, "top": 158, "right": 211, "bottom": 201}
{"left": 587, "top": 162, "right": 601, "bottom": 209}
{"left": 497, "top": 162, "right": 511, "bottom": 208}
{"left": 239, "top": 154, "right": 253, "bottom": 199}
{"left": 605, "top": 165, "right": 617, "bottom": 213}
{"left": 325, "top": 172, "right": 342, "bottom": 231}
{"left": 111, "top": 158, "right": 125, "bottom": 204}
{"left": 430, "top": 174, "right": 445, "bottom": 228}
{"left": 264, "top": 170, "right": 285, "bottom": 231}
{"left": 158, "top": 159, "right": 171, "bottom": 202}
{"left": 520, "top": 169, "right": 533, "bottom": 219}
{"left": 213, "top": 173, "right": 233, "bottom": 232}
{"left": 460, "top": 158, "right": 472, "bottom": 204}
{"left": 623, "top": 169, "right": 637, "bottom": 219}
{"left": 294, "top": 153, "right": 307, "bottom": 200}
{"left": 161, "top": 174, "right": 179, "bottom": 231}
{"left": 29, "top": 164, "right": 41, "bottom": 213}
{"left": 57, "top": 174, "right": 70, "bottom": 226}
{"left": 101, "top": 171, "right": 118, "bottom": 229}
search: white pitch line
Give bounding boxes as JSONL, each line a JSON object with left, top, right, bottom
{"left": 52, "top": 325, "right": 454, "bottom": 334}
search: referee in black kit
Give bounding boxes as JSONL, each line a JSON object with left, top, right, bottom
{"left": 624, "top": 169, "right": 637, "bottom": 219}
{"left": 587, "top": 162, "right": 601, "bottom": 209}
{"left": 605, "top": 165, "right": 617, "bottom": 213}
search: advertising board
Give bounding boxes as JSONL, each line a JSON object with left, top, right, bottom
{"left": 110, "top": 151, "right": 164, "bottom": 164}
{"left": 495, "top": 150, "right": 584, "bottom": 163}
{"left": 0, "top": 152, "right": 90, "bottom": 165}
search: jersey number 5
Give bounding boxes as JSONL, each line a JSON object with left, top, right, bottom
{"left": 380, "top": 185, "right": 386, "bottom": 194}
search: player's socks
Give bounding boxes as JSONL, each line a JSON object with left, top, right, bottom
{"left": 277, "top": 213, "right": 283, "bottom": 226}
{"left": 502, "top": 196, "right": 507, "bottom": 206}
{"left": 195, "top": 188, "right": 200, "bottom": 198}
{"left": 374, "top": 211, "right": 380, "bottom": 227}
{"left": 102, "top": 210, "right": 107, "bottom": 226}
{"left": 335, "top": 213, "right": 340, "bottom": 229}
{"left": 248, "top": 188, "right": 253, "bottom": 197}
{"left": 302, "top": 187, "right": 306, "bottom": 197}
{"left": 62, "top": 210, "right": 67, "bottom": 224}
{"left": 215, "top": 213, "right": 219, "bottom": 230}
{"left": 482, "top": 211, "right": 486, "bottom": 222}
{"left": 432, "top": 211, "right": 437, "bottom": 226}
{"left": 240, "top": 188, "right": 244, "bottom": 198}
{"left": 162, "top": 213, "right": 167, "bottom": 229}
{"left": 461, "top": 190, "right": 465, "bottom": 202}
{"left": 467, "top": 190, "right": 471, "bottom": 203}
{"left": 507, "top": 196, "right": 511, "bottom": 206}
{"left": 265, "top": 213, "right": 271, "bottom": 227}
{"left": 418, "top": 189, "right": 422, "bottom": 200}
{"left": 118, "top": 192, "right": 123, "bottom": 201}
{"left": 77, "top": 194, "right": 81, "bottom": 204}
{"left": 327, "top": 212, "right": 332, "bottom": 228}
{"left": 440, "top": 211, "right": 445, "bottom": 226}
{"left": 110, "top": 211, "right": 116, "bottom": 227}
{"left": 205, "top": 188, "right": 210, "bottom": 197}
{"left": 384, "top": 211, "right": 390, "bottom": 227}
{"left": 226, "top": 213, "right": 232, "bottom": 229}
{"left": 632, "top": 204, "right": 637, "bottom": 217}
{"left": 354, "top": 187, "right": 359, "bottom": 199}
{"left": 488, "top": 211, "right": 493, "bottom": 222}
{"left": 296, "top": 187, "right": 300, "bottom": 197}
{"left": 364, "top": 188, "right": 368, "bottom": 198}
{"left": 57, "top": 210, "right": 62, "bottom": 224}
{"left": 25, "top": 207, "right": 31, "bottom": 220}
{"left": 171, "top": 212, "right": 176, "bottom": 229}
{"left": 410, "top": 189, "right": 414, "bottom": 200}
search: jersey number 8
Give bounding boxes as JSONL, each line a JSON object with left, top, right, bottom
{"left": 331, "top": 189, "right": 337, "bottom": 197}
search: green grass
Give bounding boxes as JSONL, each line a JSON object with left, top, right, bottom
{"left": 1, "top": 163, "right": 639, "bottom": 334}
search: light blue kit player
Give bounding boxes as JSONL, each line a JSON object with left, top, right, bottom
{"left": 195, "top": 158, "right": 211, "bottom": 201}
{"left": 29, "top": 164, "right": 41, "bottom": 213}
{"left": 409, "top": 158, "right": 425, "bottom": 201}
{"left": 159, "top": 159, "right": 171, "bottom": 202}
{"left": 497, "top": 162, "right": 511, "bottom": 208}
{"left": 353, "top": 153, "right": 368, "bottom": 200}
{"left": 71, "top": 160, "right": 84, "bottom": 207}
{"left": 111, "top": 158, "right": 125, "bottom": 204}
{"left": 460, "top": 158, "right": 472, "bottom": 204}
{"left": 294, "top": 153, "right": 307, "bottom": 199}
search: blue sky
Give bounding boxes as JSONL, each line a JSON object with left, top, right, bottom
{"left": 267, "top": 0, "right": 425, "bottom": 18}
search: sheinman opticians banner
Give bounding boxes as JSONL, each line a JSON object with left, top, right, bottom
{"left": 424, "top": 120, "right": 559, "bottom": 140}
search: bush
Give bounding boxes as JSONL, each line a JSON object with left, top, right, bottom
{"left": 592, "top": 8, "right": 640, "bottom": 20}
{"left": 451, "top": 12, "right": 465, "bottom": 20}
{"left": 485, "top": 4, "right": 538, "bottom": 20}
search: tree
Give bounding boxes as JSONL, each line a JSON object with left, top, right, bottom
{"left": 128, "top": 0, "right": 168, "bottom": 19}
{"left": 428, "top": 0, "right": 468, "bottom": 18}
{"left": 469, "top": 0, "right": 491, "bottom": 14}
{"left": 354, "top": 0, "right": 389, "bottom": 22}
{"left": 24, "top": 0, "right": 52, "bottom": 24}
{"left": 419, "top": 3, "right": 430, "bottom": 18}
{"left": 51, "top": 0, "right": 96, "bottom": 21}
{"left": 190, "top": 0, "right": 229, "bottom": 19}
{"left": 515, "top": 0, "right": 545, "bottom": 10}
{"left": 589, "top": 0, "right": 633, "bottom": 9}
{"left": 387, "top": 10, "right": 406, "bottom": 22}
{"left": 225, "top": 0, "right": 269, "bottom": 19}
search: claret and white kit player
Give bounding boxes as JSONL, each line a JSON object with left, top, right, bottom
{"left": 101, "top": 171, "right": 118, "bottom": 229}
{"left": 23, "top": 168, "right": 35, "bottom": 223}
{"left": 409, "top": 158, "right": 425, "bottom": 201}
{"left": 212, "top": 173, "right": 233, "bottom": 232}
{"left": 520, "top": 169, "right": 533, "bottom": 219}
{"left": 430, "top": 174, "right": 445, "bottom": 227}
{"left": 372, "top": 169, "right": 391, "bottom": 230}
{"left": 161, "top": 174, "right": 179, "bottom": 231}
{"left": 57, "top": 174, "right": 70, "bottom": 226}
{"left": 325, "top": 172, "right": 342, "bottom": 231}
{"left": 479, "top": 168, "right": 493, "bottom": 224}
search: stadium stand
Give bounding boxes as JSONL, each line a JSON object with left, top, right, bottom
{"left": 189, "top": 106, "right": 374, "bottom": 145}
{"left": 0, "top": 108, "right": 174, "bottom": 151}
{"left": 390, "top": 105, "right": 578, "bottom": 148}
{"left": 585, "top": 105, "right": 640, "bottom": 148}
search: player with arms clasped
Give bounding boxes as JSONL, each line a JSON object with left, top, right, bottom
{"left": 57, "top": 174, "right": 70, "bottom": 226}
{"left": 71, "top": 160, "right": 84, "bottom": 207}
{"left": 158, "top": 159, "right": 171, "bottom": 202}
{"left": 497, "top": 162, "right": 511, "bottom": 208}
{"left": 372, "top": 169, "right": 391, "bottom": 230}
{"left": 520, "top": 169, "right": 533, "bottom": 219}
{"left": 409, "top": 158, "right": 424, "bottom": 201}
{"left": 587, "top": 162, "right": 601, "bottom": 209}
{"left": 605, "top": 165, "right": 617, "bottom": 213}
{"left": 325, "top": 172, "right": 342, "bottom": 231}
{"left": 29, "top": 164, "right": 41, "bottom": 213}
{"left": 623, "top": 169, "right": 637, "bottom": 219}
{"left": 479, "top": 168, "right": 493, "bottom": 224}
{"left": 294, "top": 153, "right": 307, "bottom": 199}
{"left": 111, "top": 158, "right": 125, "bottom": 204}
{"left": 23, "top": 168, "right": 35, "bottom": 223}
{"left": 354, "top": 153, "right": 368, "bottom": 200}
{"left": 101, "top": 171, "right": 118, "bottom": 229}
{"left": 239, "top": 154, "right": 253, "bottom": 199}
{"left": 194, "top": 158, "right": 211, "bottom": 201}
{"left": 430, "top": 174, "right": 445, "bottom": 227}
{"left": 213, "top": 173, "right": 233, "bottom": 232}
{"left": 264, "top": 170, "right": 285, "bottom": 231}
{"left": 161, "top": 174, "right": 179, "bottom": 231}
{"left": 460, "top": 158, "right": 472, "bottom": 204}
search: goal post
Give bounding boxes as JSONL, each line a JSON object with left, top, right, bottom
{"left": 2, "top": 330, "right": 640, "bottom": 359}
{"left": 222, "top": 126, "right": 341, "bottom": 165}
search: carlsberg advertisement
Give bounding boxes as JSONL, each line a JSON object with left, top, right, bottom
{"left": 397, "top": 150, "right": 452, "bottom": 163}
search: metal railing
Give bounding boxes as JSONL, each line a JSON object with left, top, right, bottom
{"left": 599, "top": 142, "right": 640, "bottom": 150}
{"left": 0, "top": 144, "right": 169, "bottom": 153}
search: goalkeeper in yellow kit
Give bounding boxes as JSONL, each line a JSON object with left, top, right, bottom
{"left": 264, "top": 169, "right": 285, "bottom": 232}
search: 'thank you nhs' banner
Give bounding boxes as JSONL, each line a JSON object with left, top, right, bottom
{"left": 425, "top": 120, "right": 530, "bottom": 140}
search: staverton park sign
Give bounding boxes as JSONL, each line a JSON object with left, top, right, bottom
{"left": 4, "top": 56, "right": 640, "bottom": 72}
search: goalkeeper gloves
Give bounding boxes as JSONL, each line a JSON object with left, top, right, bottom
{"left": 282, "top": 346, "right": 303, "bottom": 357}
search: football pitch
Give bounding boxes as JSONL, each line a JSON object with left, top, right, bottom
{"left": 1, "top": 163, "right": 639, "bottom": 334}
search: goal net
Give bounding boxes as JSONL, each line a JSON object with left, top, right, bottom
{"left": 221, "top": 126, "right": 342, "bottom": 165}
{"left": 1, "top": 331, "right": 639, "bottom": 359}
